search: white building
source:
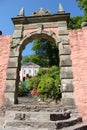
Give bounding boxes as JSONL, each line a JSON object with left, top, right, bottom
{"left": 20, "top": 62, "right": 40, "bottom": 81}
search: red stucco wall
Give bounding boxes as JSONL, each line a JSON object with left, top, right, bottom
{"left": 69, "top": 27, "right": 87, "bottom": 122}
{"left": 0, "top": 35, "right": 12, "bottom": 107}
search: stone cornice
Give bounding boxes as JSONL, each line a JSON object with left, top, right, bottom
{"left": 11, "top": 13, "right": 70, "bottom": 25}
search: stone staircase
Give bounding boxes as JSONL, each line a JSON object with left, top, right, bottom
{"left": 0, "top": 103, "right": 87, "bottom": 130}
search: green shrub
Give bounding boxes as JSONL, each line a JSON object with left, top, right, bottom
{"left": 18, "top": 83, "right": 28, "bottom": 96}
{"left": 18, "top": 66, "right": 61, "bottom": 100}
{"left": 18, "top": 84, "right": 24, "bottom": 96}
{"left": 38, "top": 77, "right": 53, "bottom": 99}
{"left": 37, "top": 66, "right": 61, "bottom": 100}
{"left": 37, "top": 68, "right": 48, "bottom": 77}
{"left": 28, "top": 76, "right": 40, "bottom": 91}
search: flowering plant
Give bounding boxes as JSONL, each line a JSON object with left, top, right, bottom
{"left": 31, "top": 89, "right": 40, "bottom": 97}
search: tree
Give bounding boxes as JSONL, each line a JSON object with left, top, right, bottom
{"left": 29, "top": 54, "right": 48, "bottom": 67}
{"left": 29, "top": 39, "right": 59, "bottom": 67}
{"left": 68, "top": 0, "right": 87, "bottom": 30}
{"left": 21, "top": 55, "right": 30, "bottom": 65}
{"left": 76, "top": 0, "right": 87, "bottom": 17}
{"left": 68, "top": 16, "right": 85, "bottom": 29}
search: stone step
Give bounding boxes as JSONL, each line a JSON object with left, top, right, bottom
{"left": 5, "top": 110, "right": 71, "bottom": 121}
{"left": 3, "top": 116, "right": 82, "bottom": 129}
{"left": 6, "top": 104, "right": 62, "bottom": 112}
{"left": 6, "top": 104, "right": 77, "bottom": 114}
{"left": 60, "top": 123, "right": 87, "bottom": 130}
{"left": 1, "top": 124, "right": 87, "bottom": 130}
{"left": 0, "top": 128, "right": 49, "bottom": 130}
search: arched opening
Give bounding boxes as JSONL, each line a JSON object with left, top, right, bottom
{"left": 17, "top": 33, "right": 61, "bottom": 105}
{"left": 5, "top": 10, "right": 74, "bottom": 107}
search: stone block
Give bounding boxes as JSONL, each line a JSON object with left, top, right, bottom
{"left": 5, "top": 80, "right": 16, "bottom": 92}
{"left": 8, "top": 57, "right": 18, "bottom": 68}
{"left": 59, "top": 35, "right": 69, "bottom": 45}
{"left": 4, "top": 92, "right": 15, "bottom": 105}
{"left": 60, "top": 55, "right": 72, "bottom": 67}
{"left": 11, "top": 39, "right": 21, "bottom": 48}
{"left": 10, "top": 49, "right": 20, "bottom": 57}
{"left": 6, "top": 68, "right": 18, "bottom": 80}
{"left": 58, "top": 21, "right": 67, "bottom": 27}
{"left": 13, "top": 30, "right": 22, "bottom": 38}
{"left": 61, "top": 79, "right": 74, "bottom": 92}
{"left": 14, "top": 24, "right": 23, "bottom": 30}
{"left": 59, "top": 44, "right": 71, "bottom": 55}
{"left": 60, "top": 67, "right": 73, "bottom": 79}
{"left": 61, "top": 92, "right": 75, "bottom": 106}
{"left": 14, "top": 113, "right": 25, "bottom": 120}
{"left": 30, "top": 112, "right": 50, "bottom": 121}
{"left": 61, "top": 83, "right": 74, "bottom": 92}
{"left": 59, "top": 30, "right": 68, "bottom": 35}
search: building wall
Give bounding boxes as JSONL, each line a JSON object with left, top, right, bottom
{"left": 69, "top": 27, "right": 87, "bottom": 122}
{"left": 0, "top": 27, "right": 87, "bottom": 122}
{"left": 20, "top": 66, "right": 40, "bottom": 81}
{"left": 0, "top": 35, "right": 12, "bottom": 107}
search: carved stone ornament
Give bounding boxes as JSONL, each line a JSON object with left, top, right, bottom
{"left": 11, "top": 39, "right": 20, "bottom": 48}
{"left": 31, "top": 8, "right": 52, "bottom": 16}
{"left": 17, "top": 8, "right": 25, "bottom": 17}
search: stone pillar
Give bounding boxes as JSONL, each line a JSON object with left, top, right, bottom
{"left": 4, "top": 24, "right": 23, "bottom": 106}
{"left": 58, "top": 21, "right": 75, "bottom": 106}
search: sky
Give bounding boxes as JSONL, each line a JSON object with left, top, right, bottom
{"left": 0, "top": 0, "right": 84, "bottom": 56}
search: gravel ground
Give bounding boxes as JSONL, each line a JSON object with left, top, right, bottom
{"left": 18, "top": 93, "right": 39, "bottom": 105}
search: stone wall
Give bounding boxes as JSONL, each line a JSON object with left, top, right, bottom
{"left": 69, "top": 27, "right": 87, "bottom": 122}
{"left": 0, "top": 35, "right": 12, "bottom": 107}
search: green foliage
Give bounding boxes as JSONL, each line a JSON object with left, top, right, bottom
{"left": 37, "top": 66, "right": 61, "bottom": 100}
{"left": 18, "top": 84, "right": 24, "bottom": 96}
{"left": 21, "top": 39, "right": 59, "bottom": 67}
{"left": 27, "top": 76, "right": 40, "bottom": 91}
{"left": 48, "top": 66, "right": 60, "bottom": 80}
{"left": 37, "top": 66, "right": 60, "bottom": 82}
{"left": 18, "top": 66, "right": 61, "bottom": 100}
{"left": 68, "top": 0, "right": 87, "bottom": 30}
{"left": 18, "top": 81, "right": 29, "bottom": 96}
{"left": 38, "top": 76, "right": 55, "bottom": 99}
{"left": 76, "top": 0, "right": 87, "bottom": 16}
{"left": 29, "top": 54, "right": 48, "bottom": 67}
{"left": 68, "top": 16, "right": 85, "bottom": 29}
{"left": 29, "top": 39, "right": 59, "bottom": 67}
{"left": 21, "top": 55, "right": 30, "bottom": 65}
{"left": 36, "top": 68, "right": 49, "bottom": 77}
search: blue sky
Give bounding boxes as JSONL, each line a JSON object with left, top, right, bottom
{"left": 0, "top": 0, "right": 84, "bottom": 56}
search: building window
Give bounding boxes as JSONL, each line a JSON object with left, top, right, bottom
{"left": 29, "top": 70, "right": 31, "bottom": 74}
{"left": 24, "top": 69, "right": 26, "bottom": 74}
{"left": 34, "top": 70, "right": 37, "bottom": 75}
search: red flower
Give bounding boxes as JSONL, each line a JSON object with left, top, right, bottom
{"left": 31, "top": 89, "right": 40, "bottom": 96}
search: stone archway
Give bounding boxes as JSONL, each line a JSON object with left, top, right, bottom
{"left": 4, "top": 7, "right": 74, "bottom": 107}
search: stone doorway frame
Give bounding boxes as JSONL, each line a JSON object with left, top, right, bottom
{"left": 4, "top": 8, "right": 75, "bottom": 106}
